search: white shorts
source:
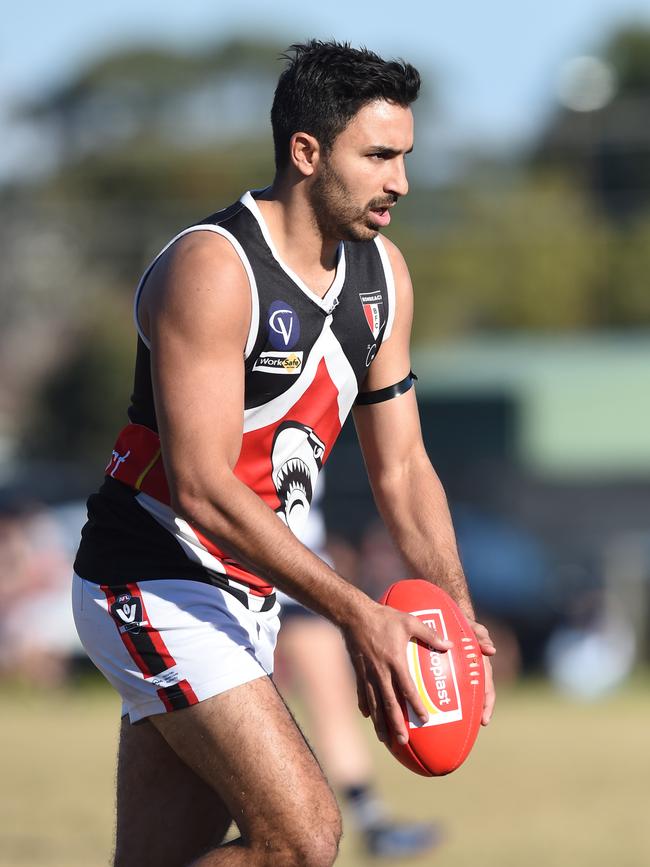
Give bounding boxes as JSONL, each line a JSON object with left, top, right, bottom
{"left": 72, "top": 573, "right": 281, "bottom": 723}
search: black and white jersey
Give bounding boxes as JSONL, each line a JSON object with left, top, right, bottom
{"left": 74, "top": 190, "right": 396, "bottom": 599}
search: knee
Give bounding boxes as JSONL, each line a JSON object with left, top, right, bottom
{"left": 300, "top": 802, "right": 342, "bottom": 867}
{"left": 258, "top": 798, "right": 342, "bottom": 867}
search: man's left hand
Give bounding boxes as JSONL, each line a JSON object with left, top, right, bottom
{"left": 468, "top": 619, "right": 496, "bottom": 726}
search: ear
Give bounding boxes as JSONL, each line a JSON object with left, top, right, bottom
{"left": 289, "top": 131, "right": 320, "bottom": 177}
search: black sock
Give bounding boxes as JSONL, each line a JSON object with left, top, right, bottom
{"left": 342, "top": 783, "right": 387, "bottom": 831}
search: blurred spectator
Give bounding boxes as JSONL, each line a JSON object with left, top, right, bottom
{"left": 0, "top": 499, "right": 82, "bottom": 685}
{"left": 545, "top": 587, "right": 636, "bottom": 699}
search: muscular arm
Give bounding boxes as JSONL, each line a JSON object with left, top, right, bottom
{"left": 142, "top": 232, "right": 354, "bottom": 616}
{"left": 139, "top": 231, "right": 449, "bottom": 743}
{"left": 354, "top": 237, "right": 495, "bottom": 722}
{"left": 356, "top": 388, "right": 472, "bottom": 614}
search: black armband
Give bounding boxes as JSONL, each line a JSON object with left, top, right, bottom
{"left": 354, "top": 371, "right": 418, "bottom": 406}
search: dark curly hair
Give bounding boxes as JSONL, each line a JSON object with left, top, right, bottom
{"left": 271, "top": 40, "right": 420, "bottom": 172}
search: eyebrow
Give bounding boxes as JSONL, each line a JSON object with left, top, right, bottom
{"left": 368, "top": 145, "right": 414, "bottom": 156}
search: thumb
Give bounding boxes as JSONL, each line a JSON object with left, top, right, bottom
{"left": 411, "top": 616, "right": 453, "bottom": 652}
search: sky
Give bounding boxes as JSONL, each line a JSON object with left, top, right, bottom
{"left": 3, "top": 0, "right": 650, "bottom": 179}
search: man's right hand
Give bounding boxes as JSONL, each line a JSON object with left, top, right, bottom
{"left": 341, "top": 600, "right": 453, "bottom": 746}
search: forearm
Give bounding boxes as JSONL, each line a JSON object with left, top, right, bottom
{"left": 172, "top": 474, "right": 369, "bottom": 627}
{"left": 370, "top": 453, "right": 475, "bottom": 619}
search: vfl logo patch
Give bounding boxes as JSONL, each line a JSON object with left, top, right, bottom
{"left": 359, "top": 291, "right": 385, "bottom": 340}
{"left": 268, "top": 301, "right": 300, "bottom": 350}
{"left": 253, "top": 351, "right": 304, "bottom": 375}
{"left": 110, "top": 593, "right": 148, "bottom": 635}
{"left": 405, "top": 608, "right": 463, "bottom": 729}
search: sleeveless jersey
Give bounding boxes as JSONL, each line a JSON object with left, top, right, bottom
{"left": 74, "top": 190, "right": 396, "bottom": 604}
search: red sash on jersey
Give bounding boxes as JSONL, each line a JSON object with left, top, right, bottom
{"left": 106, "top": 424, "right": 169, "bottom": 501}
{"left": 105, "top": 423, "right": 274, "bottom": 597}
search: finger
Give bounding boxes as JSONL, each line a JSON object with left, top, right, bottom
{"left": 394, "top": 654, "right": 430, "bottom": 726}
{"left": 375, "top": 672, "right": 409, "bottom": 745}
{"left": 470, "top": 621, "right": 496, "bottom": 656}
{"left": 365, "top": 675, "right": 388, "bottom": 744}
{"left": 350, "top": 655, "right": 370, "bottom": 718}
{"left": 481, "top": 657, "right": 496, "bottom": 726}
{"left": 478, "top": 637, "right": 496, "bottom": 656}
{"left": 411, "top": 617, "right": 453, "bottom": 652}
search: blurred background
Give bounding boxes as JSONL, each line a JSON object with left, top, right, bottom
{"left": 1, "top": 2, "right": 650, "bottom": 865}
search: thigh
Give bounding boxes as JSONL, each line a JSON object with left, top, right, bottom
{"left": 115, "top": 715, "right": 232, "bottom": 867}
{"left": 150, "top": 674, "right": 341, "bottom": 861}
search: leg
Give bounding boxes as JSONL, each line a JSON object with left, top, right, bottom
{"left": 117, "top": 675, "right": 341, "bottom": 867}
{"left": 276, "top": 615, "right": 372, "bottom": 786}
{"left": 115, "top": 715, "right": 233, "bottom": 866}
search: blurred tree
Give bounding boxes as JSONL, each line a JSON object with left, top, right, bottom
{"left": 20, "top": 298, "right": 135, "bottom": 468}
{"left": 18, "top": 39, "right": 281, "bottom": 165}
{"left": 8, "top": 38, "right": 280, "bottom": 469}
{"left": 394, "top": 174, "right": 616, "bottom": 340}
{"left": 19, "top": 39, "right": 278, "bottom": 282}
{"left": 532, "top": 23, "right": 650, "bottom": 222}
{"left": 608, "top": 215, "right": 650, "bottom": 325}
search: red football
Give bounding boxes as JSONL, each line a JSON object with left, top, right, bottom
{"left": 379, "top": 579, "right": 485, "bottom": 776}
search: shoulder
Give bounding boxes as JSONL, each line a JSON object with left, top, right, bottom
{"left": 141, "top": 229, "right": 251, "bottom": 342}
{"left": 374, "top": 235, "right": 411, "bottom": 288}
{"left": 147, "top": 229, "right": 250, "bottom": 307}
{"left": 157, "top": 229, "right": 248, "bottom": 287}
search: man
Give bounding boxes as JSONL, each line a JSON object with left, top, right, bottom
{"left": 72, "top": 40, "right": 495, "bottom": 867}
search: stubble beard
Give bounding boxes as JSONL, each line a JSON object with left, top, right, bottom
{"left": 308, "top": 160, "right": 379, "bottom": 243}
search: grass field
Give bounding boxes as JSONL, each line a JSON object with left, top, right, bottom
{"left": 1, "top": 674, "right": 649, "bottom": 866}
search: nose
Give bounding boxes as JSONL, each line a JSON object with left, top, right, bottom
{"left": 386, "top": 156, "right": 409, "bottom": 198}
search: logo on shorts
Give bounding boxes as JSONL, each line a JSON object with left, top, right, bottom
{"left": 405, "top": 609, "right": 463, "bottom": 729}
{"left": 253, "top": 351, "right": 303, "bottom": 374}
{"left": 147, "top": 665, "right": 183, "bottom": 688}
{"left": 268, "top": 301, "right": 300, "bottom": 350}
{"left": 359, "top": 291, "right": 385, "bottom": 340}
{"left": 110, "top": 593, "right": 148, "bottom": 635}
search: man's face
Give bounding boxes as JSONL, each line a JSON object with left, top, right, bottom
{"left": 308, "top": 99, "right": 414, "bottom": 242}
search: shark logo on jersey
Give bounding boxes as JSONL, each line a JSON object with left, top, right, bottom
{"left": 271, "top": 421, "right": 325, "bottom": 536}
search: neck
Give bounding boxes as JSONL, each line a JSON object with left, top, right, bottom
{"left": 255, "top": 175, "right": 340, "bottom": 292}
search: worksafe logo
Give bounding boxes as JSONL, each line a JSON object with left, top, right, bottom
{"left": 253, "top": 351, "right": 304, "bottom": 374}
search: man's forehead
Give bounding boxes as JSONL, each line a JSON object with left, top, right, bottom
{"left": 338, "top": 99, "right": 414, "bottom": 148}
